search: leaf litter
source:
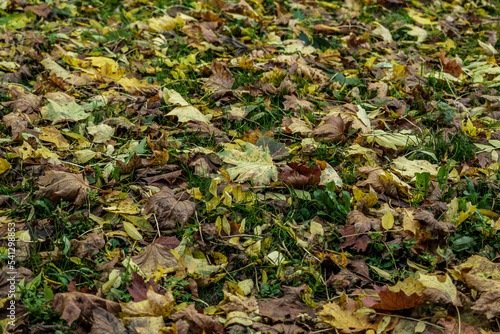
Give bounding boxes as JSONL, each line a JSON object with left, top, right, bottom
{"left": 0, "top": 0, "right": 500, "bottom": 333}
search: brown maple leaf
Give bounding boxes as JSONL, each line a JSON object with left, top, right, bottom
{"left": 362, "top": 285, "right": 424, "bottom": 310}
{"left": 313, "top": 114, "right": 352, "bottom": 143}
{"left": 144, "top": 188, "right": 196, "bottom": 230}
{"left": 283, "top": 95, "right": 314, "bottom": 112}
{"left": 131, "top": 242, "right": 178, "bottom": 276}
{"left": 438, "top": 51, "right": 463, "bottom": 78}
{"left": 203, "top": 60, "right": 234, "bottom": 98}
{"left": 339, "top": 211, "right": 381, "bottom": 252}
{"left": 37, "top": 171, "right": 93, "bottom": 207}
{"left": 52, "top": 292, "right": 120, "bottom": 326}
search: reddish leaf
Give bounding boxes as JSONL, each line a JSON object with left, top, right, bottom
{"left": 362, "top": 285, "right": 423, "bottom": 310}
{"left": 280, "top": 162, "right": 321, "bottom": 188}
{"left": 127, "top": 271, "right": 164, "bottom": 302}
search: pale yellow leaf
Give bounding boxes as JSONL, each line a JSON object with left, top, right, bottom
{"left": 382, "top": 211, "right": 394, "bottom": 230}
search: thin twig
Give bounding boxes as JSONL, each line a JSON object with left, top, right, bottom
{"left": 195, "top": 211, "right": 204, "bottom": 243}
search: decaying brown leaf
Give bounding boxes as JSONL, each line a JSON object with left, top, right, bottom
{"left": 1, "top": 87, "right": 42, "bottom": 113}
{"left": 283, "top": 95, "right": 314, "bottom": 112}
{"left": 37, "top": 170, "right": 93, "bottom": 207}
{"left": 143, "top": 187, "right": 196, "bottom": 230}
{"left": 280, "top": 162, "right": 321, "bottom": 188}
{"left": 313, "top": 114, "right": 352, "bottom": 143}
{"left": 70, "top": 232, "right": 105, "bottom": 258}
{"left": 362, "top": 285, "right": 423, "bottom": 310}
{"left": 131, "top": 242, "right": 178, "bottom": 277}
{"left": 90, "top": 307, "right": 127, "bottom": 334}
{"left": 53, "top": 292, "right": 120, "bottom": 326}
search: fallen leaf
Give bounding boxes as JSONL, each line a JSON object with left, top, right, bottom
{"left": 283, "top": 95, "right": 314, "bottom": 112}
{"left": 41, "top": 99, "right": 90, "bottom": 123}
{"left": 391, "top": 156, "right": 438, "bottom": 179}
{"left": 131, "top": 241, "right": 178, "bottom": 276}
{"left": 319, "top": 297, "right": 376, "bottom": 333}
{"left": 313, "top": 115, "right": 351, "bottom": 143}
{"left": 143, "top": 187, "right": 196, "bottom": 230}
{"left": 1, "top": 87, "right": 42, "bottom": 113}
{"left": 218, "top": 142, "right": 278, "bottom": 186}
{"left": 52, "top": 292, "right": 120, "bottom": 326}
{"left": 203, "top": 61, "right": 234, "bottom": 93}
{"left": 90, "top": 307, "right": 127, "bottom": 334}
{"left": 87, "top": 123, "right": 115, "bottom": 143}
{"left": 120, "top": 289, "right": 175, "bottom": 318}
{"left": 70, "top": 232, "right": 105, "bottom": 258}
{"left": 280, "top": 162, "right": 321, "bottom": 188}
{"left": 39, "top": 126, "right": 70, "bottom": 149}
{"left": 362, "top": 285, "right": 423, "bottom": 310}
{"left": 37, "top": 171, "right": 93, "bottom": 207}
{"left": 258, "top": 285, "right": 315, "bottom": 322}
{"left": 0, "top": 158, "right": 12, "bottom": 175}
{"left": 372, "top": 22, "right": 393, "bottom": 43}
{"left": 40, "top": 58, "right": 89, "bottom": 86}
{"left": 382, "top": 211, "right": 394, "bottom": 230}
{"left": 418, "top": 273, "right": 461, "bottom": 306}
{"left": 170, "top": 304, "right": 224, "bottom": 333}
{"left": 127, "top": 272, "right": 165, "bottom": 302}
{"left": 281, "top": 117, "right": 313, "bottom": 136}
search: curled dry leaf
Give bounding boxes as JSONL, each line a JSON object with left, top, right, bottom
{"left": 37, "top": 170, "right": 93, "bottom": 207}
{"left": 280, "top": 162, "right": 321, "bottom": 188}
{"left": 1, "top": 87, "right": 42, "bottom": 113}
{"left": 52, "top": 292, "right": 120, "bottom": 326}
{"left": 203, "top": 60, "right": 234, "bottom": 92}
{"left": 413, "top": 209, "right": 455, "bottom": 234}
{"left": 143, "top": 187, "right": 196, "bottom": 230}
{"left": 170, "top": 303, "right": 224, "bottom": 333}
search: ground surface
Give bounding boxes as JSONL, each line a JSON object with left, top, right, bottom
{"left": 1, "top": 0, "right": 500, "bottom": 333}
